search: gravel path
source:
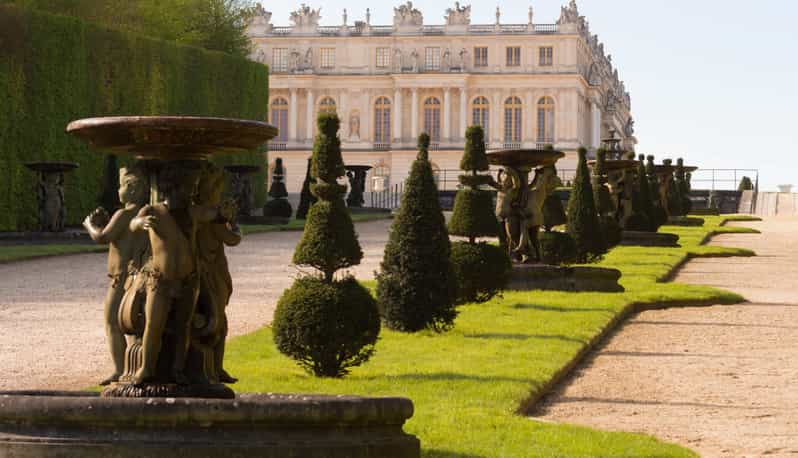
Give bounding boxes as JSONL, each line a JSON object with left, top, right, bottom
{"left": 535, "top": 216, "right": 798, "bottom": 457}
{"left": 0, "top": 219, "right": 391, "bottom": 391}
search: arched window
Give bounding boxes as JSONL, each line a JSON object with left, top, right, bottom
{"left": 319, "top": 96, "right": 337, "bottom": 114}
{"left": 471, "top": 96, "right": 490, "bottom": 140}
{"left": 374, "top": 96, "right": 391, "bottom": 144}
{"left": 271, "top": 97, "right": 289, "bottom": 142}
{"left": 537, "top": 96, "right": 555, "bottom": 144}
{"left": 504, "top": 96, "right": 523, "bottom": 144}
{"left": 424, "top": 97, "right": 441, "bottom": 142}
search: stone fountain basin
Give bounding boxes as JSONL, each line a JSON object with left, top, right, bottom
{"left": 0, "top": 391, "right": 419, "bottom": 458}
{"left": 507, "top": 264, "right": 624, "bottom": 293}
{"left": 66, "top": 116, "right": 278, "bottom": 161}
{"left": 486, "top": 149, "right": 565, "bottom": 168}
{"left": 588, "top": 159, "right": 638, "bottom": 172}
{"left": 653, "top": 164, "right": 676, "bottom": 177}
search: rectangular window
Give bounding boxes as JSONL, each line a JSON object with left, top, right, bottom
{"left": 320, "top": 48, "right": 336, "bottom": 69}
{"left": 425, "top": 47, "right": 441, "bottom": 71}
{"left": 376, "top": 47, "right": 391, "bottom": 68}
{"left": 272, "top": 48, "right": 288, "bottom": 72}
{"left": 474, "top": 47, "right": 488, "bottom": 67}
{"left": 539, "top": 46, "right": 554, "bottom": 66}
{"left": 506, "top": 46, "right": 521, "bottom": 67}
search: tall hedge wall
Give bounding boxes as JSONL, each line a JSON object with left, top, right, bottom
{"left": 0, "top": 5, "right": 269, "bottom": 231}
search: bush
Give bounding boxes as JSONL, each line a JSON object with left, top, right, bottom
{"left": 296, "top": 158, "right": 317, "bottom": 220}
{"left": 627, "top": 154, "right": 654, "bottom": 232}
{"left": 538, "top": 231, "right": 577, "bottom": 266}
{"left": 263, "top": 198, "right": 292, "bottom": 218}
{"left": 600, "top": 215, "right": 622, "bottom": 248}
{"left": 450, "top": 242, "right": 511, "bottom": 304}
{"left": 592, "top": 149, "right": 618, "bottom": 247}
{"left": 0, "top": 5, "right": 268, "bottom": 231}
{"left": 645, "top": 155, "right": 667, "bottom": 230}
{"left": 566, "top": 148, "right": 607, "bottom": 263}
{"left": 274, "top": 112, "right": 378, "bottom": 378}
{"left": 542, "top": 192, "right": 567, "bottom": 230}
{"left": 377, "top": 133, "right": 457, "bottom": 333}
{"left": 273, "top": 277, "right": 380, "bottom": 378}
{"left": 738, "top": 176, "right": 754, "bottom": 192}
{"left": 675, "top": 158, "right": 692, "bottom": 216}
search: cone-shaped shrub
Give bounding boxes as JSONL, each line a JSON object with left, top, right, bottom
{"left": 627, "top": 154, "right": 654, "bottom": 231}
{"left": 295, "top": 158, "right": 317, "bottom": 219}
{"left": 663, "top": 159, "right": 682, "bottom": 217}
{"left": 566, "top": 147, "right": 607, "bottom": 263}
{"left": 675, "top": 158, "right": 692, "bottom": 215}
{"left": 376, "top": 133, "right": 457, "bottom": 333}
{"left": 264, "top": 158, "right": 293, "bottom": 218}
{"left": 646, "top": 155, "right": 667, "bottom": 230}
{"left": 273, "top": 112, "right": 379, "bottom": 378}
{"left": 448, "top": 125, "right": 500, "bottom": 241}
{"left": 738, "top": 176, "right": 754, "bottom": 192}
{"left": 591, "top": 149, "right": 621, "bottom": 247}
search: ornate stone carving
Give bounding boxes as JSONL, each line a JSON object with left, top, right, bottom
{"left": 290, "top": 4, "right": 321, "bottom": 33}
{"left": 445, "top": 2, "right": 470, "bottom": 26}
{"left": 246, "top": 3, "right": 272, "bottom": 36}
{"left": 349, "top": 110, "right": 361, "bottom": 141}
{"left": 394, "top": 1, "right": 423, "bottom": 29}
{"left": 624, "top": 117, "right": 635, "bottom": 137}
{"left": 557, "top": 0, "right": 580, "bottom": 25}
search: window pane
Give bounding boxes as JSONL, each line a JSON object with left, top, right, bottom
{"left": 425, "top": 48, "right": 441, "bottom": 71}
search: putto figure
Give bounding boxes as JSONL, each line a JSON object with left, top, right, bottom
{"left": 83, "top": 166, "right": 149, "bottom": 385}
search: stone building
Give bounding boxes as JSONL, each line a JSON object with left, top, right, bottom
{"left": 247, "top": 1, "right": 636, "bottom": 193}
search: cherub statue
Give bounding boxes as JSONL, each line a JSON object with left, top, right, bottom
{"left": 83, "top": 166, "right": 149, "bottom": 385}
{"left": 39, "top": 172, "right": 65, "bottom": 231}
{"left": 128, "top": 163, "right": 225, "bottom": 385}
{"left": 193, "top": 164, "right": 241, "bottom": 384}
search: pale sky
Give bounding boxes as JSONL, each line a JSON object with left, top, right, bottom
{"left": 262, "top": 0, "right": 798, "bottom": 190}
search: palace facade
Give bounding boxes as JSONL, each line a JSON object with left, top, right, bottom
{"left": 247, "top": 1, "right": 636, "bottom": 193}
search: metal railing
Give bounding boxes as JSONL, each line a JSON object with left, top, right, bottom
{"left": 263, "top": 23, "right": 559, "bottom": 37}
{"left": 370, "top": 182, "right": 404, "bottom": 210}
{"left": 688, "top": 169, "right": 759, "bottom": 191}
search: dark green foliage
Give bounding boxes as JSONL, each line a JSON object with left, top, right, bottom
{"left": 566, "top": 148, "right": 607, "bottom": 263}
{"left": 675, "top": 158, "right": 692, "bottom": 216}
{"left": 591, "top": 149, "right": 617, "bottom": 246}
{"left": 448, "top": 189, "right": 500, "bottom": 240}
{"left": 538, "top": 231, "right": 577, "bottom": 266}
{"left": 99, "top": 155, "right": 120, "bottom": 212}
{"left": 263, "top": 198, "right": 292, "bottom": 218}
{"left": 449, "top": 125, "right": 500, "bottom": 241}
{"left": 0, "top": 5, "right": 268, "bottom": 231}
{"left": 662, "top": 159, "right": 681, "bottom": 217}
{"left": 645, "top": 156, "right": 667, "bottom": 230}
{"left": 600, "top": 215, "right": 622, "bottom": 248}
{"left": 277, "top": 112, "right": 377, "bottom": 378}
{"left": 272, "top": 276, "right": 380, "bottom": 378}
{"left": 738, "top": 176, "right": 754, "bottom": 192}
{"left": 268, "top": 158, "right": 288, "bottom": 199}
{"left": 628, "top": 154, "right": 655, "bottom": 232}
{"left": 460, "top": 125, "right": 489, "bottom": 172}
{"left": 376, "top": 134, "right": 457, "bottom": 333}
{"left": 542, "top": 193, "right": 567, "bottom": 230}
{"left": 450, "top": 242, "right": 511, "bottom": 304}
{"left": 296, "top": 158, "right": 317, "bottom": 219}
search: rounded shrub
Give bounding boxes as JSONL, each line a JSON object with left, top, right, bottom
{"left": 448, "top": 188, "right": 499, "bottom": 239}
{"left": 377, "top": 133, "right": 457, "bottom": 333}
{"left": 273, "top": 276, "right": 380, "bottom": 378}
{"left": 263, "top": 198, "right": 293, "bottom": 218}
{"left": 738, "top": 176, "right": 754, "bottom": 192}
{"left": 538, "top": 231, "right": 577, "bottom": 266}
{"left": 450, "top": 242, "right": 511, "bottom": 304}
{"left": 566, "top": 147, "right": 607, "bottom": 263}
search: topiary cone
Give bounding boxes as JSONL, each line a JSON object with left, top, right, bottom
{"left": 566, "top": 147, "right": 607, "bottom": 263}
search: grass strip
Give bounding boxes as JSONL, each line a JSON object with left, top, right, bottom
{"left": 241, "top": 211, "right": 392, "bottom": 235}
{"left": 0, "top": 244, "right": 106, "bottom": 264}
{"left": 223, "top": 215, "right": 756, "bottom": 457}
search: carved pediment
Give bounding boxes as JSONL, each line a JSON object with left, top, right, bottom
{"left": 445, "top": 2, "right": 471, "bottom": 26}
{"left": 394, "top": 1, "right": 423, "bottom": 28}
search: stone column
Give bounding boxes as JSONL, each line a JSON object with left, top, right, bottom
{"left": 591, "top": 102, "right": 601, "bottom": 149}
{"left": 459, "top": 87, "right": 467, "bottom": 141}
{"left": 289, "top": 89, "right": 298, "bottom": 141}
{"left": 411, "top": 88, "right": 419, "bottom": 139}
{"left": 524, "top": 91, "right": 534, "bottom": 148}
{"left": 443, "top": 88, "right": 451, "bottom": 142}
{"left": 306, "top": 89, "right": 315, "bottom": 141}
{"left": 393, "top": 88, "right": 403, "bottom": 144}
{"left": 491, "top": 91, "right": 502, "bottom": 145}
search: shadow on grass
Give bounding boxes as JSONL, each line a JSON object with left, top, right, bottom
{"left": 464, "top": 333, "right": 587, "bottom": 345}
{"left": 424, "top": 450, "right": 486, "bottom": 458}
{"left": 512, "top": 303, "right": 613, "bottom": 313}
{"left": 361, "top": 372, "right": 533, "bottom": 385}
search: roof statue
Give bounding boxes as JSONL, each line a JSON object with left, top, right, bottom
{"left": 445, "top": 2, "right": 471, "bottom": 26}
{"left": 394, "top": 2, "right": 423, "bottom": 28}
{"left": 557, "top": 0, "right": 579, "bottom": 25}
{"left": 246, "top": 3, "right": 272, "bottom": 37}
{"left": 290, "top": 4, "right": 321, "bottom": 32}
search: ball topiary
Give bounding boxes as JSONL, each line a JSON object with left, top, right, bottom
{"left": 377, "top": 133, "right": 457, "bottom": 333}
{"left": 538, "top": 231, "right": 577, "bottom": 266}
{"left": 273, "top": 276, "right": 379, "bottom": 378}
{"left": 566, "top": 147, "right": 607, "bottom": 263}
{"left": 273, "top": 112, "right": 379, "bottom": 378}
{"left": 450, "top": 242, "right": 511, "bottom": 304}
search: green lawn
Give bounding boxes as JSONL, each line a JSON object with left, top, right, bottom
{"left": 224, "top": 215, "right": 758, "bottom": 457}
{"left": 240, "top": 211, "right": 392, "bottom": 235}
{"left": 0, "top": 244, "right": 106, "bottom": 263}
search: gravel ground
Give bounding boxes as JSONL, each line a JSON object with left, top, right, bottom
{"left": 0, "top": 219, "right": 392, "bottom": 391}
{"left": 535, "top": 216, "right": 798, "bottom": 457}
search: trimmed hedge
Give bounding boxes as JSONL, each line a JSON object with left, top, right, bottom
{"left": 450, "top": 242, "right": 511, "bottom": 304}
{"left": 0, "top": 5, "right": 269, "bottom": 231}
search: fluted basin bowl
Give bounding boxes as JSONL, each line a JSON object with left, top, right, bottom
{"left": 66, "top": 116, "right": 278, "bottom": 161}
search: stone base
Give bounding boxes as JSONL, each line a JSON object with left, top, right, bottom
{"left": 666, "top": 216, "right": 705, "bottom": 227}
{"left": 507, "top": 264, "right": 624, "bottom": 293}
{"left": 101, "top": 382, "right": 235, "bottom": 399}
{"left": 0, "top": 391, "right": 420, "bottom": 458}
{"left": 620, "top": 231, "right": 680, "bottom": 247}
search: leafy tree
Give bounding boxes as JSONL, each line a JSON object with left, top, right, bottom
{"left": 273, "top": 113, "right": 380, "bottom": 378}
{"left": 566, "top": 147, "right": 607, "bottom": 263}
{"left": 376, "top": 133, "right": 457, "bottom": 333}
